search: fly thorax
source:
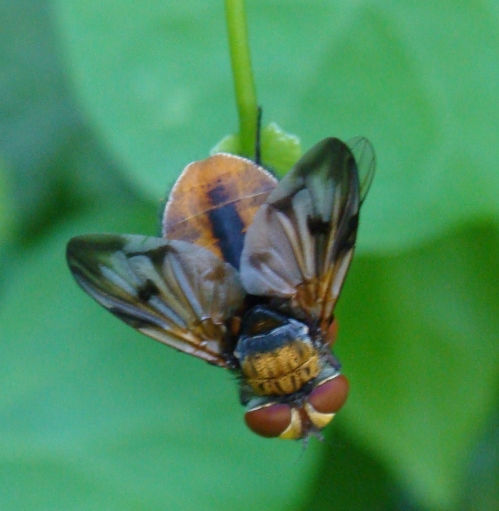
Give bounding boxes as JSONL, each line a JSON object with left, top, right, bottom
{"left": 234, "top": 306, "right": 321, "bottom": 396}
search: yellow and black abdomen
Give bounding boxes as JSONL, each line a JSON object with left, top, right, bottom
{"left": 235, "top": 306, "right": 321, "bottom": 396}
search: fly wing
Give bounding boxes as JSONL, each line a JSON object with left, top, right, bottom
{"left": 347, "top": 136, "right": 375, "bottom": 204}
{"left": 240, "top": 137, "right": 374, "bottom": 331}
{"left": 67, "top": 234, "right": 246, "bottom": 367}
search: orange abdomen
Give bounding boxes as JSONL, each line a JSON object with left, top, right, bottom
{"left": 162, "top": 153, "right": 277, "bottom": 268}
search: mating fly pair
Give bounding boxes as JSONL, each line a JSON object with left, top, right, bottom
{"left": 66, "top": 136, "right": 375, "bottom": 441}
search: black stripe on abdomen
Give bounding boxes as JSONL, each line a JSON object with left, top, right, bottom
{"left": 207, "top": 185, "right": 246, "bottom": 269}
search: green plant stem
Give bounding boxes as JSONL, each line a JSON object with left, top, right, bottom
{"left": 224, "top": 0, "right": 258, "bottom": 158}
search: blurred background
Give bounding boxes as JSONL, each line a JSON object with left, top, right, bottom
{"left": 1, "top": 1, "right": 499, "bottom": 510}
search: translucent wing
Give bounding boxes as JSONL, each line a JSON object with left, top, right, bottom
{"left": 67, "top": 234, "right": 246, "bottom": 367}
{"left": 240, "top": 137, "right": 374, "bottom": 331}
{"left": 347, "top": 136, "right": 375, "bottom": 203}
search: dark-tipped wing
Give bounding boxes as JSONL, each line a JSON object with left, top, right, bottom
{"left": 67, "top": 235, "right": 246, "bottom": 367}
{"left": 239, "top": 137, "right": 374, "bottom": 331}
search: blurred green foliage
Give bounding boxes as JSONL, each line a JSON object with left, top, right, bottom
{"left": 1, "top": 1, "right": 499, "bottom": 511}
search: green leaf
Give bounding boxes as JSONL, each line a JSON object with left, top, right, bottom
{"left": 53, "top": 1, "right": 499, "bottom": 252}
{"left": 301, "top": 429, "right": 401, "bottom": 511}
{"left": 0, "top": 1, "right": 81, "bottom": 228}
{"left": 0, "top": 159, "right": 10, "bottom": 242}
{"left": 460, "top": 411, "right": 499, "bottom": 511}
{"left": 0, "top": 201, "right": 321, "bottom": 511}
{"left": 259, "top": 122, "right": 302, "bottom": 176}
{"left": 211, "top": 121, "right": 302, "bottom": 176}
{"left": 336, "top": 223, "right": 499, "bottom": 510}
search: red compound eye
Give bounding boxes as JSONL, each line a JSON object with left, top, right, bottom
{"left": 245, "top": 403, "right": 295, "bottom": 438}
{"left": 309, "top": 375, "right": 349, "bottom": 415}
